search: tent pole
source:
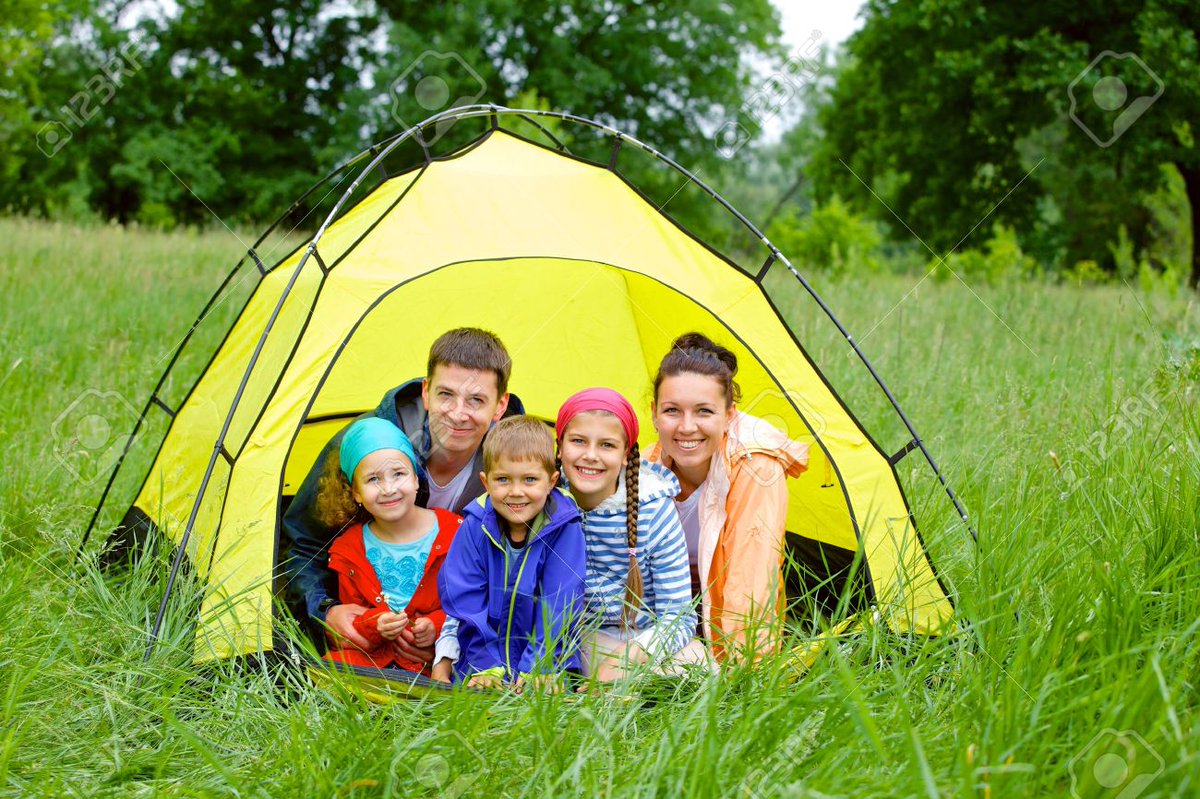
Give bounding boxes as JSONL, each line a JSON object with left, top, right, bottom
{"left": 779, "top": 262, "right": 977, "bottom": 542}
{"left": 78, "top": 145, "right": 378, "bottom": 564}
{"left": 143, "top": 242, "right": 319, "bottom": 662}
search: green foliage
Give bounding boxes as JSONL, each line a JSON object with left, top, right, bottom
{"left": 930, "top": 224, "right": 1038, "bottom": 284}
{"left": 804, "top": 0, "right": 1200, "bottom": 286}
{"left": 1066, "top": 258, "right": 1110, "bottom": 285}
{"left": 767, "top": 196, "right": 883, "bottom": 273}
{"left": 1, "top": 0, "right": 782, "bottom": 241}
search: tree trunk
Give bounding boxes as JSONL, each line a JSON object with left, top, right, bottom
{"left": 1180, "top": 162, "right": 1200, "bottom": 290}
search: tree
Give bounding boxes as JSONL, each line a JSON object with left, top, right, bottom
{"left": 372, "top": 0, "right": 783, "bottom": 248}
{"left": 6, "top": 1, "right": 783, "bottom": 238}
{"left": 807, "top": 0, "right": 1200, "bottom": 286}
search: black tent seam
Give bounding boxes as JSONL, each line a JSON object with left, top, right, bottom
{"left": 249, "top": 248, "right": 268, "bottom": 277}
{"left": 230, "top": 270, "right": 331, "bottom": 464}
{"left": 510, "top": 114, "right": 569, "bottom": 152}
{"left": 889, "top": 438, "right": 921, "bottom": 465}
{"left": 211, "top": 268, "right": 332, "bottom": 577}
{"left": 300, "top": 410, "right": 370, "bottom": 426}
{"left": 312, "top": 248, "right": 329, "bottom": 275}
{"left": 151, "top": 396, "right": 175, "bottom": 418}
{"left": 323, "top": 163, "right": 431, "bottom": 272}
{"left": 756, "top": 254, "right": 776, "bottom": 284}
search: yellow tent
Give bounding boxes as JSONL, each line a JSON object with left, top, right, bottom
{"left": 82, "top": 108, "right": 966, "bottom": 665}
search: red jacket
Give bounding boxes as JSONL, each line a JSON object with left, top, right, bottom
{"left": 324, "top": 508, "right": 462, "bottom": 674}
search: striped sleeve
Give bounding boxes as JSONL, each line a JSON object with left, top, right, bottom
{"left": 629, "top": 496, "right": 697, "bottom": 658}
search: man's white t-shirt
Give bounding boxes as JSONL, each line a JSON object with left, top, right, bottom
{"left": 426, "top": 460, "right": 474, "bottom": 511}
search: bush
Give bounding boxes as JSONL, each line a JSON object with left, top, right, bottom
{"left": 767, "top": 196, "right": 883, "bottom": 273}
{"left": 933, "top": 224, "right": 1039, "bottom": 283}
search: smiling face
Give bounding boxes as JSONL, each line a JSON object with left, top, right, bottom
{"left": 482, "top": 455, "right": 556, "bottom": 532}
{"left": 559, "top": 411, "right": 628, "bottom": 511}
{"left": 652, "top": 373, "right": 735, "bottom": 485}
{"left": 422, "top": 363, "right": 509, "bottom": 458}
{"left": 351, "top": 448, "right": 420, "bottom": 527}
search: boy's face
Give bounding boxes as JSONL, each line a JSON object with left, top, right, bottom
{"left": 481, "top": 455, "right": 555, "bottom": 530}
{"left": 422, "top": 364, "right": 509, "bottom": 458}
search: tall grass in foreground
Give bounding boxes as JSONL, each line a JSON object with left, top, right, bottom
{"left": 1, "top": 218, "right": 1198, "bottom": 797}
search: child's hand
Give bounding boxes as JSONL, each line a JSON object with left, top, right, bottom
{"left": 409, "top": 616, "right": 435, "bottom": 647}
{"left": 430, "top": 658, "right": 453, "bottom": 684}
{"left": 593, "top": 659, "right": 624, "bottom": 683}
{"left": 375, "top": 611, "right": 409, "bottom": 640}
{"left": 466, "top": 673, "right": 505, "bottom": 691}
{"left": 514, "top": 674, "right": 562, "bottom": 694}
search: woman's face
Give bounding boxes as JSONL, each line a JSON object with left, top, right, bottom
{"left": 653, "top": 373, "right": 734, "bottom": 479}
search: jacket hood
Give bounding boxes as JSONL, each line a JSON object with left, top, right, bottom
{"left": 584, "top": 459, "right": 680, "bottom": 517}
{"left": 464, "top": 487, "right": 580, "bottom": 546}
{"left": 725, "top": 410, "right": 809, "bottom": 478}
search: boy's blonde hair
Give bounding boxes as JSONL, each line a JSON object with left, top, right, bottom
{"left": 482, "top": 416, "right": 557, "bottom": 477}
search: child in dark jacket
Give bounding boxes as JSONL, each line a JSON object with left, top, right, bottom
{"left": 436, "top": 416, "right": 587, "bottom": 691}
{"left": 317, "top": 417, "right": 461, "bottom": 675}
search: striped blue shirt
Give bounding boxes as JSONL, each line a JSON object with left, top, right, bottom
{"left": 578, "top": 460, "right": 697, "bottom": 658}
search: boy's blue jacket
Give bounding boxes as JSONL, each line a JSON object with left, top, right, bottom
{"left": 438, "top": 489, "right": 586, "bottom": 679}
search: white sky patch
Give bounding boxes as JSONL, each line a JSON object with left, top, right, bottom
{"left": 757, "top": 0, "right": 866, "bottom": 139}
{"left": 776, "top": 0, "right": 865, "bottom": 53}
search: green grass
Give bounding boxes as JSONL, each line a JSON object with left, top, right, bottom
{"left": 1, "top": 216, "right": 1198, "bottom": 797}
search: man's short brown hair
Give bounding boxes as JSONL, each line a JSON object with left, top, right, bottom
{"left": 427, "top": 328, "right": 512, "bottom": 395}
{"left": 482, "top": 416, "right": 556, "bottom": 476}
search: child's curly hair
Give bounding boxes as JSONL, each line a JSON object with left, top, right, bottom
{"left": 313, "top": 448, "right": 365, "bottom": 531}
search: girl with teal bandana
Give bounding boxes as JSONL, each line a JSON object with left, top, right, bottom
{"left": 315, "top": 417, "right": 463, "bottom": 675}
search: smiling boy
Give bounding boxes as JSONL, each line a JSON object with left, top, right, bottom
{"left": 434, "top": 416, "right": 586, "bottom": 690}
{"left": 282, "top": 328, "right": 524, "bottom": 656}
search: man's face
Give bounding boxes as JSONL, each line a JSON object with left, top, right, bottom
{"left": 421, "top": 364, "right": 509, "bottom": 457}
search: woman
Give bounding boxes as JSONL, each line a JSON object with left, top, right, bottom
{"left": 647, "top": 333, "right": 809, "bottom": 663}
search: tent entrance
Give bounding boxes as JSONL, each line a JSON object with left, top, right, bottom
{"left": 280, "top": 255, "right": 867, "bottom": 623}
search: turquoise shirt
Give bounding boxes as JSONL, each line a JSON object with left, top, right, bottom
{"left": 362, "top": 519, "right": 438, "bottom": 611}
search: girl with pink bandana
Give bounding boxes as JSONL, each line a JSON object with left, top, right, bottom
{"left": 556, "top": 388, "right": 710, "bottom": 682}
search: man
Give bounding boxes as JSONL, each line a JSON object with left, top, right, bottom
{"left": 283, "top": 328, "right": 523, "bottom": 661}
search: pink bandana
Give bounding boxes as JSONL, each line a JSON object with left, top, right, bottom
{"left": 555, "top": 388, "right": 640, "bottom": 455}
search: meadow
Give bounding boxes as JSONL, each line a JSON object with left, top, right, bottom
{"left": 0, "top": 216, "right": 1197, "bottom": 797}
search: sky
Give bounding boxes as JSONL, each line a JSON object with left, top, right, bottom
{"left": 776, "top": 0, "right": 866, "bottom": 54}
{"left": 754, "top": 1, "right": 866, "bottom": 139}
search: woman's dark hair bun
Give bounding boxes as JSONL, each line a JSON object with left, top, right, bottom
{"left": 671, "top": 332, "right": 738, "bottom": 377}
{"left": 655, "top": 331, "right": 741, "bottom": 406}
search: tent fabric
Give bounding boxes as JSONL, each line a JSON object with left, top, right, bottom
{"left": 121, "top": 129, "right": 955, "bottom": 661}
